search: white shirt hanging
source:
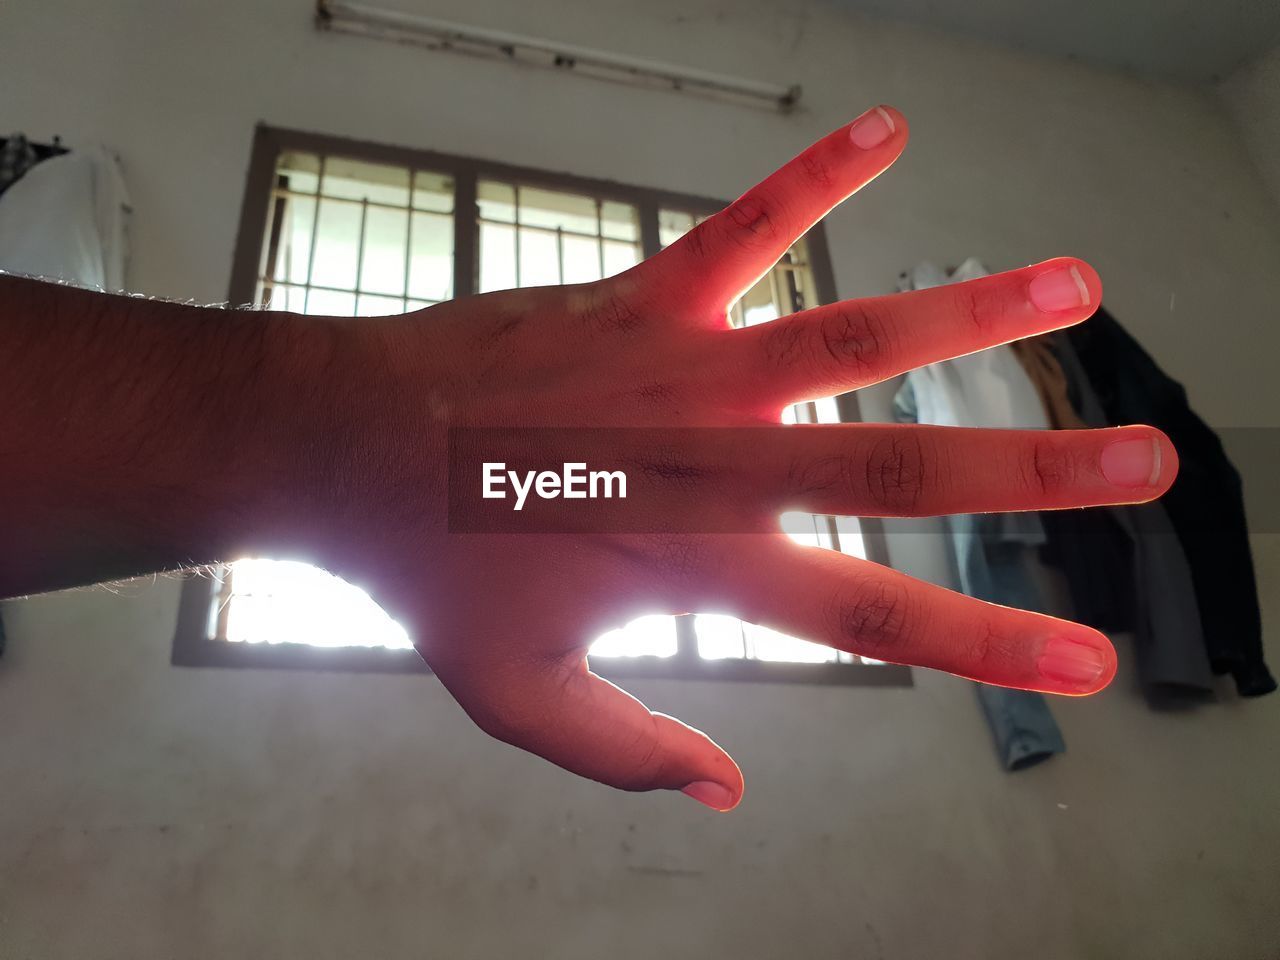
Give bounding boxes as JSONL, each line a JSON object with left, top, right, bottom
{"left": 0, "top": 145, "right": 130, "bottom": 291}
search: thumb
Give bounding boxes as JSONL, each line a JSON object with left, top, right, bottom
{"left": 448, "top": 659, "right": 744, "bottom": 811}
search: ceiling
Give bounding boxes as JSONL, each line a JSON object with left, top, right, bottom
{"left": 822, "top": 0, "right": 1280, "bottom": 83}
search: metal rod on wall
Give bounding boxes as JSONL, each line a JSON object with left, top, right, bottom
{"left": 316, "top": 0, "right": 801, "bottom": 113}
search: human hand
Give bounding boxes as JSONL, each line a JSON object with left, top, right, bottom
{"left": 305, "top": 105, "right": 1175, "bottom": 810}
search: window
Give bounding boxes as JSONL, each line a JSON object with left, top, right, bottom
{"left": 255, "top": 153, "right": 454, "bottom": 317}
{"left": 474, "top": 180, "right": 642, "bottom": 292}
{"left": 173, "top": 125, "right": 906, "bottom": 687}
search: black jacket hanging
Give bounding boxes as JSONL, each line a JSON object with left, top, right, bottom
{"left": 1065, "top": 309, "right": 1275, "bottom": 697}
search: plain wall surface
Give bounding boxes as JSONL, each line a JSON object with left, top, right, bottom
{"left": 1222, "top": 42, "right": 1280, "bottom": 211}
{"left": 2, "top": 1, "right": 1279, "bottom": 957}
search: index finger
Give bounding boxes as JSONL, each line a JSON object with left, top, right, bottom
{"left": 640, "top": 105, "right": 908, "bottom": 317}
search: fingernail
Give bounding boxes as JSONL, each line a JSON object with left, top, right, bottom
{"left": 1038, "top": 636, "right": 1107, "bottom": 688}
{"left": 849, "top": 106, "right": 895, "bottom": 149}
{"left": 1101, "top": 436, "right": 1161, "bottom": 487}
{"left": 682, "top": 781, "right": 736, "bottom": 811}
{"left": 1029, "top": 264, "right": 1091, "bottom": 312}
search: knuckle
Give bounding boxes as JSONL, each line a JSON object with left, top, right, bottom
{"left": 962, "top": 620, "right": 1024, "bottom": 676}
{"left": 631, "top": 448, "right": 708, "bottom": 490}
{"left": 788, "top": 453, "right": 850, "bottom": 498}
{"left": 949, "top": 280, "right": 1004, "bottom": 336}
{"left": 816, "top": 303, "right": 893, "bottom": 378}
{"left": 720, "top": 192, "right": 783, "bottom": 249}
{"left": 963, "top": 620, "right": 997, "bottom": 670}
{"left": 759, "top": 316, "right": 808, "bottom": 369}
{"left": 758, "top": 302, "right": 894, "bottom": 386}
{"left": 682, "top": 221, "right": 711, "bottom": 260}
{"left": 862, "top": 433, "right": 928, "bottom": 515}
{"left": 831, "top": 577, "right": 914, "bottom": 655}
{"left": 798, "top": 150, "right": 836, "bottom": 191}
{"left": 1026, "top": 437, "right": 1078, "bottom": 496}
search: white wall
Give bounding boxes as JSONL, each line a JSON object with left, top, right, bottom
{"left": 1222, "top": 42, "right": 1280, "bottom": 212}
{"left": 2, "top": 1, "right": 1279, "bottom": 957}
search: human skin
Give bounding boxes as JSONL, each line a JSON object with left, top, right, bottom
{"left": 0, "top": 105, "right": 1176, "bottom": 811}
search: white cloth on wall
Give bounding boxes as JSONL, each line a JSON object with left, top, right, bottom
{"left": 0, "top": 145, "right": 130, "bottom": 290}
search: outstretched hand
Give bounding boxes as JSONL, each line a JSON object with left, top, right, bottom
{"left": 314, "top": 105, "right": 1175, "bottom": 810}
{"left": 0, "top": 106, "right": 1174, "bottom": 810}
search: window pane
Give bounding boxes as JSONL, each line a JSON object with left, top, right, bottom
{"left": 311, "top": 198, "right": 361, "bottom": 290}
{"left": 517, "top": 227, "right": 561, "bottom": 287}
{"left": 601, "top": 200, "right": 638, "bottom": 241}
{"left": 518, "top": 186, "right": 599, "bottom": 234}
{"left": 777, "top": 239, "right": 817, "bottom": 311}
{"left": 321, "top": 157, "right": 410, "bottom": 206}
{"left": 409, "top": 211, "right": 453, "bottom": 301}
{"left": 562, "top": 234, "right": 602, "bottom": 283}
{"left": 590, "top": 615, "right": 678, "bottom": 658}
{"left": 834, "top": 515, "right": 866, "bottom": 559}
{"left": 740, "top": 276, "right": 781, "bottom": 327}
{"left": 260, "top": 282, "right": 307, "bottom": 313}
{"left": 266, "top": 194, "right": 316, "bottom": 285}
{"left": 356, "top": 294, "right": 405, "bottom": 317}
{"left": 278, "top": 152, "right": 321, "bottom": 194}
{"left": 481, "top": 181, "right": 639, "bottom": 291}
{"left": 406, "top": 299, "right": 433, "bottom": 311}
{"left": 304, "top": 287, "right": 356, "bottom": 316}
{"left": 694, "top": 614, "right": 747, "bottom": 660}
{"left": 478, "top": 180, "right": 516, "bottom": 223}
{"left": 744, "top": 622, "right": 838, "bottom": 663}
{"left": 223, "top": 559, "right": 411, "bottom": 649}
{"left": 478, "top": 222, "right": 517, "bottom": 293}
{"left": 694, "top": 614, "right": 840, "bottom": 664}
{"left": 812, "top": 394, "right": 840, "bottom": 423}
{"left": 413, "top": 171, "right": 455, "bottom": 213}
{"left": 780, "top": 511, "right": 835, "bottom": 549}
{"left": 360, "top": 206, "right": 409, "bottom": 296}
{"left": 602, "top": 240, "right": 640, "bottom": 277}
{"left": 658, "top": 209, "right": 696, "bottom": 247}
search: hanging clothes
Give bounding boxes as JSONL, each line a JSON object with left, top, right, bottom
{"left": 894, "top": 259, "right": 1066, "bottom": 770}
{"left": 1063, "top": 309, "right": 1274, "bottom": 697}
{"left": 1032, "top": 332, "right": 1216, "bottom": 701}
{"left": 0, "top": 144, "right": 130, "bottom": 290}
{"left": 1009, "top": 338, "right": 1087, "bottom": 431}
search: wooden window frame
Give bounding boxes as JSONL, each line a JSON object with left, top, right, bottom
{"left": 172, "top": 123, "right": 910, "bottom": 688}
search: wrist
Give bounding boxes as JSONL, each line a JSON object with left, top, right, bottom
{"left": 243, "top": 310, "right": 449, "bottom": 583}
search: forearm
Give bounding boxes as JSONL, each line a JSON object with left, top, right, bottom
{"left": 0, "top": 274, "right": 347, "bottom": 597}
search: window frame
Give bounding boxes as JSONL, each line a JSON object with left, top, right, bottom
{"left": 172, "top": 123, "right": 908, "bottom": 688}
